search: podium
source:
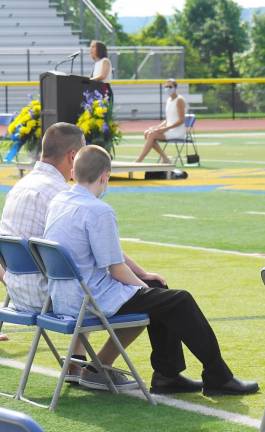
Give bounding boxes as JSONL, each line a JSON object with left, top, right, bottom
{"left": 40, "top": 71, "right": 106, "bottom": 135}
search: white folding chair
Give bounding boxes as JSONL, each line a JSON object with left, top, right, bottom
{"left": 158, "top": 113, "right": 200, "bottom": 166}
{"left": 16, "top": 237, "right": 156, "bottom": 410}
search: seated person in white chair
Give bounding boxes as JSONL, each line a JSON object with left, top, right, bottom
{"left": 136, "top": 79, "right": 186, "bottom": 164}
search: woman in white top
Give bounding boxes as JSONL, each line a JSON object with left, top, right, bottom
{"left": 89, "top": 40, "right": 113, "bottom": 106}
{"left": 136, "top": 79, "right": 186, "bottom": 163}
{"left": 89, "top": 40, "right": 112, "bottom": 82}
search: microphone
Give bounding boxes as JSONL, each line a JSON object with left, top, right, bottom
{"left": 68, "top": 51, "right": 80, "bottom": 59}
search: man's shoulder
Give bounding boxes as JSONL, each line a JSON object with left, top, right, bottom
{"left": 17, "top": 169, "right": 68, "bottom": 194}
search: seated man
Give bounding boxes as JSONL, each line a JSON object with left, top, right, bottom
{"left": 44, "top": 144, "right": 259, "bottom": 396}
{"left": 136, "top": 79, "right": 186, "bottom": 164}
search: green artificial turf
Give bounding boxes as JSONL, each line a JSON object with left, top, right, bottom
{"left": 0, "top": 366, "right": 257, "bottom": 432}
{"left": 105, "top": 190, "right": 265, "bottom": 253}
{"left": 115, "top": 132, "right": 265, "bottom": 169}
{"left": 0, "top": 130, "right": 265, "bottom": 430}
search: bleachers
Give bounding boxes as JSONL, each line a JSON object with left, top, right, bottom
{"left": 0, "top": 0, "right": 94, "bottom": 112}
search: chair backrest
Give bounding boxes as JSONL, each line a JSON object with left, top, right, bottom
{"left": 185, "top": 113, "right": 196, "bottom": 129}
{"left": 0, "top": 407, "right": 43, "bottom": 432}
{"left": 29, "top": 237, "right": 82, "bottom": 282}
{"left": 0, "top": 235, "right": 39, "bottom": 274}
{"left": 261, "top": 268, "right": 265, "bottom": 285}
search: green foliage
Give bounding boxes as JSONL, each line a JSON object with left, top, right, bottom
{"left": 54, "top": 0, "right": 132, "bottom": 45}
{"left": 179, "top": 0, "right": 249, "bottom": 77}
{"left": 141, "top": 14, "right": 168, "bottom": 39}
{"left": 236, "top": 14, "right": 265, "bottom": 111}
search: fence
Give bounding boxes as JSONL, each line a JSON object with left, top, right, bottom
{"left": 0, "top": 46, "right": 184, "bottom": 81}
{"left": 1, "top": 78, "right": 265, "bottom": 120}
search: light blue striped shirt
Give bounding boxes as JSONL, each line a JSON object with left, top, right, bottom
{"left": 44, "top": 184, "right": 140, "bottom": 317}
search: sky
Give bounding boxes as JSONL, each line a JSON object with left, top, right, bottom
{"left": 112, "top": 0, "right": 265, "bottom": 16}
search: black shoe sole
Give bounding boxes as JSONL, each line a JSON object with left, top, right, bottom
{"left": 150, "top": 385, "right": 202, "bottom": 394}
{"left": 203, "top": 387, "right": 259, "bottom": 396}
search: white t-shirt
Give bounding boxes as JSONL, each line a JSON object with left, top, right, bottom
{"left": 92, "top": 58, "right": 112, "bottom": 83}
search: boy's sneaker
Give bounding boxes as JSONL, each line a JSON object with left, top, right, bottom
{"left": 65, "top": 363, "right": 82, "bottom": 384}
{"left": 79, "top": 364, "right": 139, "bottom": 391}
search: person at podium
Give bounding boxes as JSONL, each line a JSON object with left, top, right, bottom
{"left": 89, "top": 40, "right": 113, "bottom": 106}
{"left": 89, "top": 40, "right": 112, "bottom": 83}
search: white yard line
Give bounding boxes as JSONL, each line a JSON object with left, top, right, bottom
{"left": 196, "top": 132, "right": 265, "bottom": 138}
{"left": 121, "top": 142, "right": 221, "bottom": 146}
{"left": 127, "top": 390, "right": 260, "bottom": 429}
{"left": 246, "top": 211, "right": 265, "bottom": 216}
{"left": 123, "top": 132, "right": 265, "bottom": 139}
{"left": 0, "top": 358, "right": 260, "bottom": 429}
{"left": 163, "top": 214, "right": 196, "bottom": 220}
{"left": 203, "top": 159, "right": 265, "bottom": 165}
{"left": 121, "top": 237, "right": 265, "bottom": 259}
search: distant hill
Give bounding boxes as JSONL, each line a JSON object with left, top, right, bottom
{"left": 241, "top": 7, "right": 265, "bottom": 22}
{"left": 118, "top": 16, "right": 158, "bottom": 34}
{"left": 118, "top": 7, "right": 265, "bottom": 34}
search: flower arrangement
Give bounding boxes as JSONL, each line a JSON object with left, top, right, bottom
{"left": 5, "top": 100, "right": 41, "bottom": 162}
{"left": 5, "top": 88, "right": 121, "bottom": 162}
{"left": 76, "top": 89, "right": 122, "bottom": 156}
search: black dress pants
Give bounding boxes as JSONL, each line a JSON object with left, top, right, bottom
{"left": 117, "top": 284, "right": 233, "bottom": 386}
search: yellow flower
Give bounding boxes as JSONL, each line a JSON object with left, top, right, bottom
{"left": 19, "top": 126, "right": 28, "bottom": 136}
{"left": 8, "top": 123, "right": 16, "bottom": 134}
{"left": 27, "top": 119, "right": 37, "bottom": 130}
{"left": 95, "top": 119, "right": 104, "bottom": 129}
{"left": 95, "top": 106, "right": 105, "bottom": 117}
{"left": 34, "top": 127, "right": 41, "bottom": 139}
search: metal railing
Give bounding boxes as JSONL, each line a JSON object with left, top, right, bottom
{"left": 1, "top": 77, "right": 265, "bottom": 120}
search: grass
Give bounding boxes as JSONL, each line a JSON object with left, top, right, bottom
{"left": 0, "top": 366, "right": 256, "bottom": 432}
{"left": 115, "top": 131, "right": 265, "bottom": 169}
{"left": 106, "top": 191, "right": 265, "bottom": 253}
{"left": 0, "top": 130, "right": 265, "bottom": 430}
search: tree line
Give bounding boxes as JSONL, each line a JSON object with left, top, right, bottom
{"left": 56, "top": 0, "right": 265, "bottom": 114}
{"left": 57, "top": 0, "right": 265, "bottom": 79}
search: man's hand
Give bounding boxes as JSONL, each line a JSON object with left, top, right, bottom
{"left": 141, "top": 272, "right": 167, "bottom": 286}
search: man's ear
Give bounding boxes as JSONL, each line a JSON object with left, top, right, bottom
{"left": 101, "top": 170, "right": 110, "bottom": 183}
{"left": 67, "top": 150, "right": 75, "bottom": 164}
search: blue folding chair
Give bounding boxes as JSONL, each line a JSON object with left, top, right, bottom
{"left": 16, "top": 237, "right": 155, "bottom": 410}
{"left": 158, "top": 113, "right": 200, "bottom": 166}
{"left": 0, "top": 407, "right": 43, "bottom": 432}
{"left": 0, "top": 235, "right": 62, "bottom": 404}
{"left": 0, "top": 235, "right": 40, "bottom": 398}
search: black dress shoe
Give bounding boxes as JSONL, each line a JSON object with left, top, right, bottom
{"left": 150, "top": 371, "right": 203, "bottom": 394}
{"left": 203, "top": 377, "right": 259, "bottom": 396}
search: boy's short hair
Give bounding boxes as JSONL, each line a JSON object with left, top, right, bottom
{"left": 42, "top": 122, "right": 84, "bottom": 162}
{"left": 74, "top": 145, "right": 111, "bottom": 183}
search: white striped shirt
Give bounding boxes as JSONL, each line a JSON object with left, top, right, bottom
{"left": 0, "top": 161, "right": 69, "bottom": 311}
